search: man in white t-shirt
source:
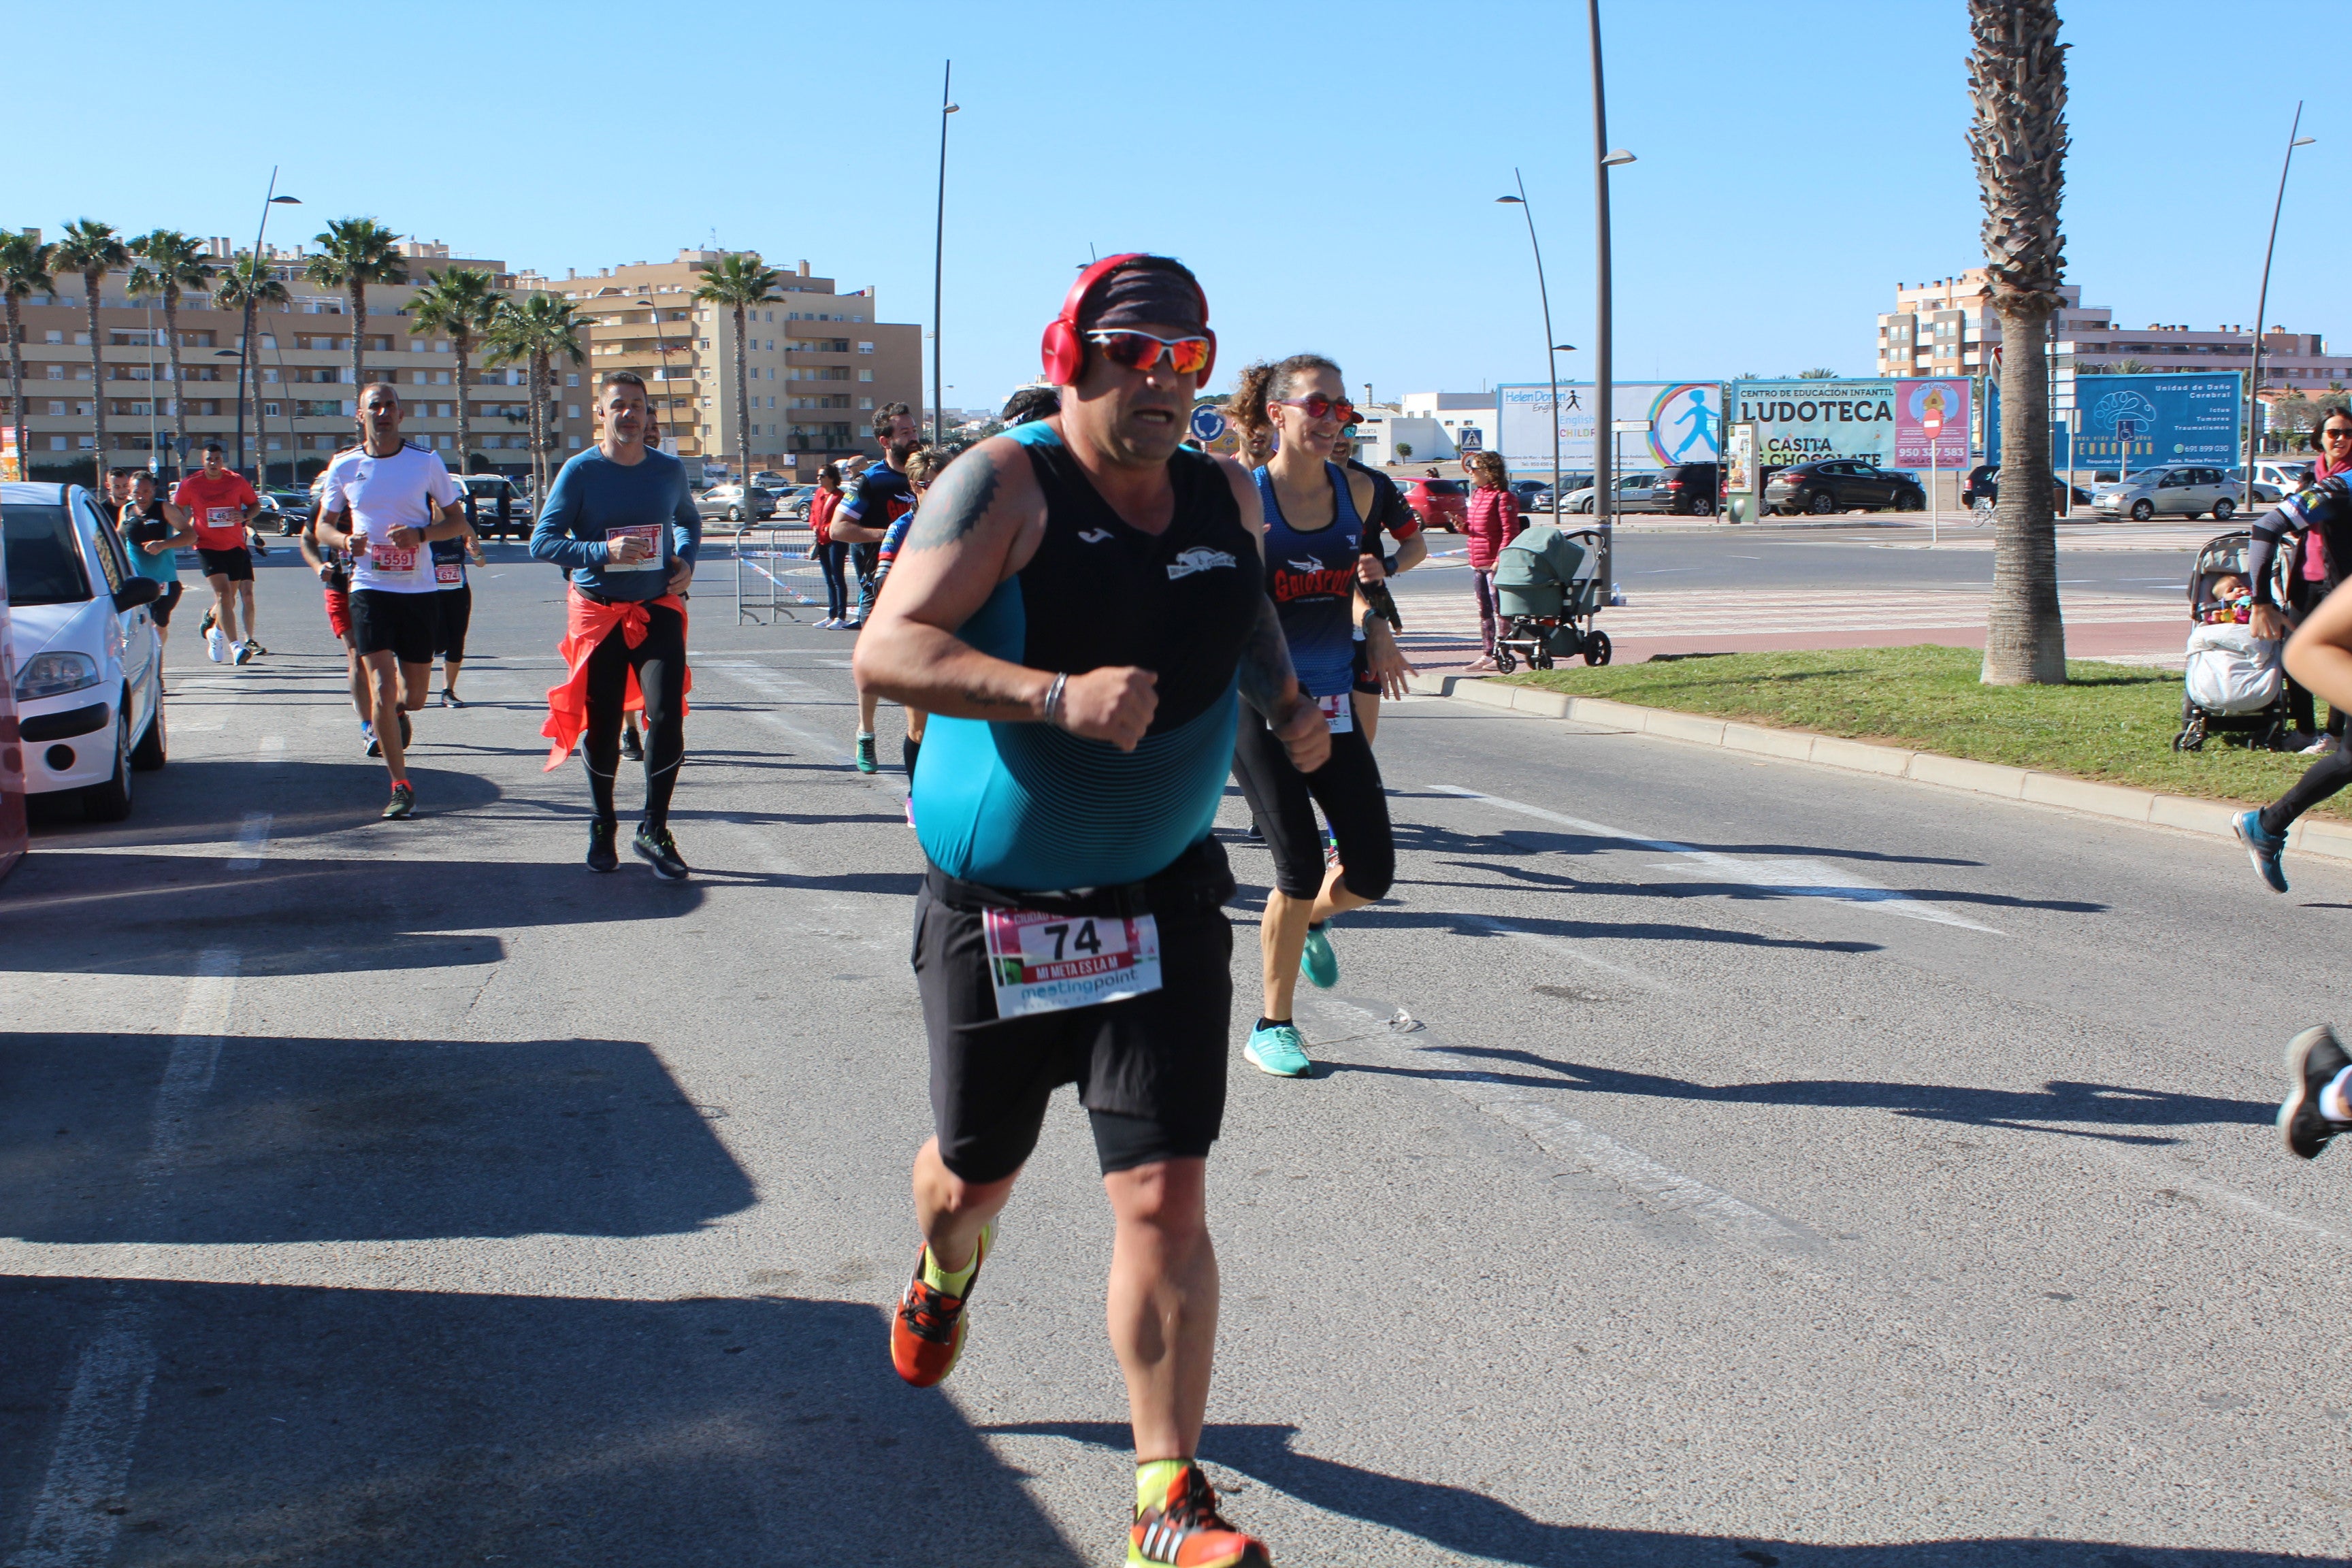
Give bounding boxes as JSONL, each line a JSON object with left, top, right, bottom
{"left": 313, "top": 384, "right": 466, "bottom": 820}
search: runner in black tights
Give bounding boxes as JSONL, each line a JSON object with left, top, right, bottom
{"left": 2235, "top": 477, "right": 2352, "bottom": 892}
{"left": 531, "top": 371, "right": 701, "bottom": 879}
{"left": 1224, "top": 355, "right": 1409, "bottom": 1079}
{"left": 2272, "top": 576, "right": 2352, "bottom": 1157}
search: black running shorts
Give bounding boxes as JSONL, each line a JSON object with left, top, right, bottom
{"left": 147, "top": 579, "right": 184, "bottom": 627}
{"left": 197, "top": 546, "right": 252, "bottom": 583}
{"left": 350, "top": 588, "right": 440, "bottom": 666}
{"left": 1230, "top": 706, "right": 1395, "bottom": 902}
{"left": 915, "top": 840, "right": 1237, "bottom": 1185}
{"left": 436, "top": 584, "right": 472, "bottom": 662}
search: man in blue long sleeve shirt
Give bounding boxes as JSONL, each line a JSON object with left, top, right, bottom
{"left": 530, "top": 371, "right": 703, "bottom": 878}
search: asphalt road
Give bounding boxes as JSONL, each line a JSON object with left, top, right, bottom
{"left": 3, "top": 540, "right": 2348, "bottom": 1567}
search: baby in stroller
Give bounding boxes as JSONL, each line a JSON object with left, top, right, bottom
{"left": 2176, "top": 540, "right": 2290, "bottom": 751}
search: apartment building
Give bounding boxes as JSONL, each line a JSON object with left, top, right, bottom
{"left": 3, "top": 231, "right": 556, "bottom": 484}
{"left": 1876, "top": 267, "right": 2352, "bottom": 389}
{"left": 530, "top": 250, "right": 921, "bottom": 474}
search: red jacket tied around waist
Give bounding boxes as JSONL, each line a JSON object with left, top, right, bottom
{"left": 542, "top": 590, "right": 692, "bottom": 770}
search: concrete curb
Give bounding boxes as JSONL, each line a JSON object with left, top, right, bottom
{"left": 1412, "top": 674, "right": 2352, "bottom": 867}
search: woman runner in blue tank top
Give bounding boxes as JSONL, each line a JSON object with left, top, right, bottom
{"left": 1226, "top": 354, "right": 1407, "bottom": 1079}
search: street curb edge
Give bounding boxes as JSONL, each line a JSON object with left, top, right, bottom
{"left": 1409, "top": 674, "right": 2352, "bottom": 866}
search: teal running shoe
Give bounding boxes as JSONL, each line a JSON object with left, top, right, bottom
{"left": 1300, "top": 926, "right": 1339, "bottom": 989}
{"left": 855, "top": 733, "right": 879, "bottom": 774}
{"left": 1243, "top": 1023, "right": 1311, "bottom": 1078}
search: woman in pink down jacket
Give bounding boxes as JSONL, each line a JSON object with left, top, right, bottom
{"left": 1460, "top": 450, "right": 1525, "bottom": 672}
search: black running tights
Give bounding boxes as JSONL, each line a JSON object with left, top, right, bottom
{"left": 582, "top": 602, "right": 687, "bottom": 831}
{"left": 1230, "top": 706, "right": 1394, "bottom": 901}
{"left": 2261, "top": 742, "right": 2352, "bottom": 838}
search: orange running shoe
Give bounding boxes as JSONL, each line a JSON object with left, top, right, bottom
{"left": 889, "top": 1226, "right": 988, "bottom": 1387}
{"left": 1130, "top": 1462, "right": 1273, "bottom": 1567}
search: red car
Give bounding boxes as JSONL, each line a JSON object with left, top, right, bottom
{"left": 1394, "top": 476, "right": 1467, "bottom": 534}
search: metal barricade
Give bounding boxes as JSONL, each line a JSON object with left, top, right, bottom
{"left": 730, "top": 521, "right": 822, "bottom": 625}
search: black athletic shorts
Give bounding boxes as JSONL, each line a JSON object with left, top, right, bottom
{"left": 436, "top": 585, "right": 472, "bottom": 662}
{"left": 1230, "top": 704, "right": 1395, "bottom": 902}
{"left": 915, "top": 839, "right": 1237, "bottom": 1185}
{"left": 349, "top": 588, "right": 440, "bottom": 666}
{"left": 1351, "top": 638, "right": 1380, "bottom": 696}
{"left": 147, "top": 579, "right": 184, "bottom": 627}
{"left": 197, "top": 546, "right": 252, "bottom": 583}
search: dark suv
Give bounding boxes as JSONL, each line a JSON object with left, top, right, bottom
{"left": 1656, "top": 461, "right": 1720, "bottom": 516}
{"left": 1765, "top": 460, "right": 1926, "bottom": 515}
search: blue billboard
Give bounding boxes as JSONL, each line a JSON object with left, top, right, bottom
{"left": 1988, "top": 372, "right": 2241, "bottom": 471}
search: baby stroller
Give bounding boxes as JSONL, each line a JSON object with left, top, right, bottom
{"left": 2172, "top": 528, "right": 2291, "bottom": 752}
{"left": 1490, "top": 525, "right": 1611, "bottom": 672}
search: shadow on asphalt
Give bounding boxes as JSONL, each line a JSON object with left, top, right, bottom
{"left": 1426, "top": 854, "right": 2107, "bottom": 915}
{"left": 1337, "top": 904, "right": 1880, "bottom": 956}
{"left": 0, "top": 1032, "right": 755, "bottom": 1243}
{"left": 0, "top": 1278, "right": 1081, "bottom": 1567}
{"left": 986, "top": 1420, "right": 2325, "bottom": 1567}
{"left": 1364, "top": 1041, "right": 2272, "bottom": 1146}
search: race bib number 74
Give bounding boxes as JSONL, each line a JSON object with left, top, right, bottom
{"left": 983, "top": 908, "right": 1162, "bottom": 1018}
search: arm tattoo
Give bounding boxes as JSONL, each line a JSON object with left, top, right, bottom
{"left": 1237, "top": 593, "right": 1301, "bottom": 721}
{"left": 903, "top": 453, "right": 1002, "bottom": 553}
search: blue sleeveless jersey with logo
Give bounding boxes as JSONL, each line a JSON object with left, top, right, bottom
{"left": 913, "top": 422, "right": 1263, "bottom": 891}
{"left": 1254, "top": 462, "right": 1362, "bottom": 699}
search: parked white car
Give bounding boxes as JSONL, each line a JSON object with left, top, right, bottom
{"left": 1562, "top": 472, "right": 1667, "bottom": 514}
{"left": 2, "top": 482, "right": 166, "bottom": 820}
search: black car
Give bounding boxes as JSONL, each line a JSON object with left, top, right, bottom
{"left": 1765, "top": 460, "right": 1926, "bottom": 515}
{"left": 1656, "top": 461, "right": 1720, "bottom": 516}
{"left": 1961, "top": 465, "right": 2095, "bottom": 513}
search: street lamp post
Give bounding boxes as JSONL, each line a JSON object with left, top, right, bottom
{"left": 233, "top": 170, "right": 300, "bottom": 478}
{"left": 636, "top": 297, "right": 674, "bottom": 451}
{"left": 1494, "top": 175, "right": 1567, "bottom": 515}
{"left": 1588, "top": 0, "right": 1633, "bottom": 598}
{"left": 932, "top": 64, "right": 959, "bottom": 446}
{"left": 2246, "top": 103, "right": 2315, "bottom": 506}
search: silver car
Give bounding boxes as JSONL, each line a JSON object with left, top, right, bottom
{"left": 1563, "top": 472, "right": 1667, "bottom": 514}
{"left": 695, "top": 483, "right": 777, "bottom": 524}
{"left": 2092, "top": 464, "right": 2272, "bottom": 522}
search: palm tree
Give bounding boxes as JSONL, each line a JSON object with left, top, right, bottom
{"left": 693, "top": 252, "right": 784, "bottom": 480}
{"left": 486, "top": 293, "right": 586, "bottom": 498}
{"left": 50, "top": 220, "right": 130, "bottom": 483}
{"left": 0, "top": 231, "right": 54, "bottom": 480}
{"left": 407, "top": 267, "right": 503, "bottom": 475}
{"left": 128, "top": 230, "right": 214, "bottom": 474}
{"left": 213, "top": 255, "right": 288, "bottom": 481}
{"left": 304, "top": 218, "right": 408, "bottom": 395}
{"left": 1968, "top": 0, "right": 2070, "bottom": 685}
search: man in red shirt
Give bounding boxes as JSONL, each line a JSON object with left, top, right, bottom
{"left": 172, "top": 440, "right": 265, "bottom": 665}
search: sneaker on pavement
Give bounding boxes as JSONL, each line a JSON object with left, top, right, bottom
{"left": 361, "top": 721, "right": 380, "bottom": 757}
{"left": 855, "top": 734, "right": 879, "bottom": 774}
{"left": 620, "top": 727, "right": 644, "bottom": 762}
{"left": 381, "top": 782, "right": 416, "bottom": 821}
{"left": 892, "top": 1225, "right": 991, "bottom": 1388}
{"left": 1130, "top": 1463, "right": 1272, "bottom": 1568}
{"left": 1300, "top": 926, "right": 1339, "bottom": 989}
{"left": 2233, "top": 809, "right": 2290, "bottom": 894}
{"left": 444, "top": 691, "right": 466, "bottom": 709}
{"left": 586, "top": 818, "right": 619, "bottom": 873}
{"left": 2281, "top": 1025, "right": 2352, "bottom": 1160}
{"left": 632, "top": 824, "right": 689, "bottom": 881}
{"left": 232, "top": 640, "right": 255, "bottom": 666}
{"left": 1243, "top": 1023, "right": 1311, "bottom": 1078}
{"left": 241, "top": 639, "right": 265, "bottom": 658}
{"left": 206, "top": 626, "right": 228, "bottom": 664}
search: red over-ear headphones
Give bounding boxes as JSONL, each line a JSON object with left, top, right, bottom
{"left": 1039, "top": 253, "right": 1215, "bottom": 387}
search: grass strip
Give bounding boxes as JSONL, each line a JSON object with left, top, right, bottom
{"left": 1499, "top": 644, "right": 2345, "bottom": 819}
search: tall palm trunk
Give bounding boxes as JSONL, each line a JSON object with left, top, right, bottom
{"left": 453, "top": 333, "right": 474, "bottom": 474}
{"left": 81, "top": 268, "right": 106, "bottom": 483}
{"left": 162, "top": 287, "right": 189, "bottom": 472}
{"left": 1970, "top": 0, "right": 2070, "bottom": 685}
{"left": 240, "top": 295, "right": 260, "bottom": 474}
{"left": 733, "top": 303, "right": 751, "bottom": 479}
{"left": 348, "top": 280, "right": 367, "bottom": 394}
{"left": 528, "top": 349, "right": 549, "bottom": 500}
{"left": 4, "top": 298, "right": 27, "bottom": 480}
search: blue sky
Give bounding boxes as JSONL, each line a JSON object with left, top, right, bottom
{"left": 7, "top": 1, "right": 2328, "bottom": 410}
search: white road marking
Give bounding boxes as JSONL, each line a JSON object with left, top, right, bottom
{"left": 227, "top": 813, "right": 273, "bottom": 872}
{"left": 1430, "top": 785, "right": 2000, "bottom": 934}
{"left": 7, "top": 951, "right": 238, "bottom": 1568}
{"left": 2096, "top": 1144, "right": 2352, "bottom": 1251}
{"left": 256, "top": 734, "right": 284, "bottom": 762}
{"left": 1300, "top": 994, "right": 1800, "bottom": 1245}
{"left": 1454, "top": 913, "right": 1676, "bottom": 993}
